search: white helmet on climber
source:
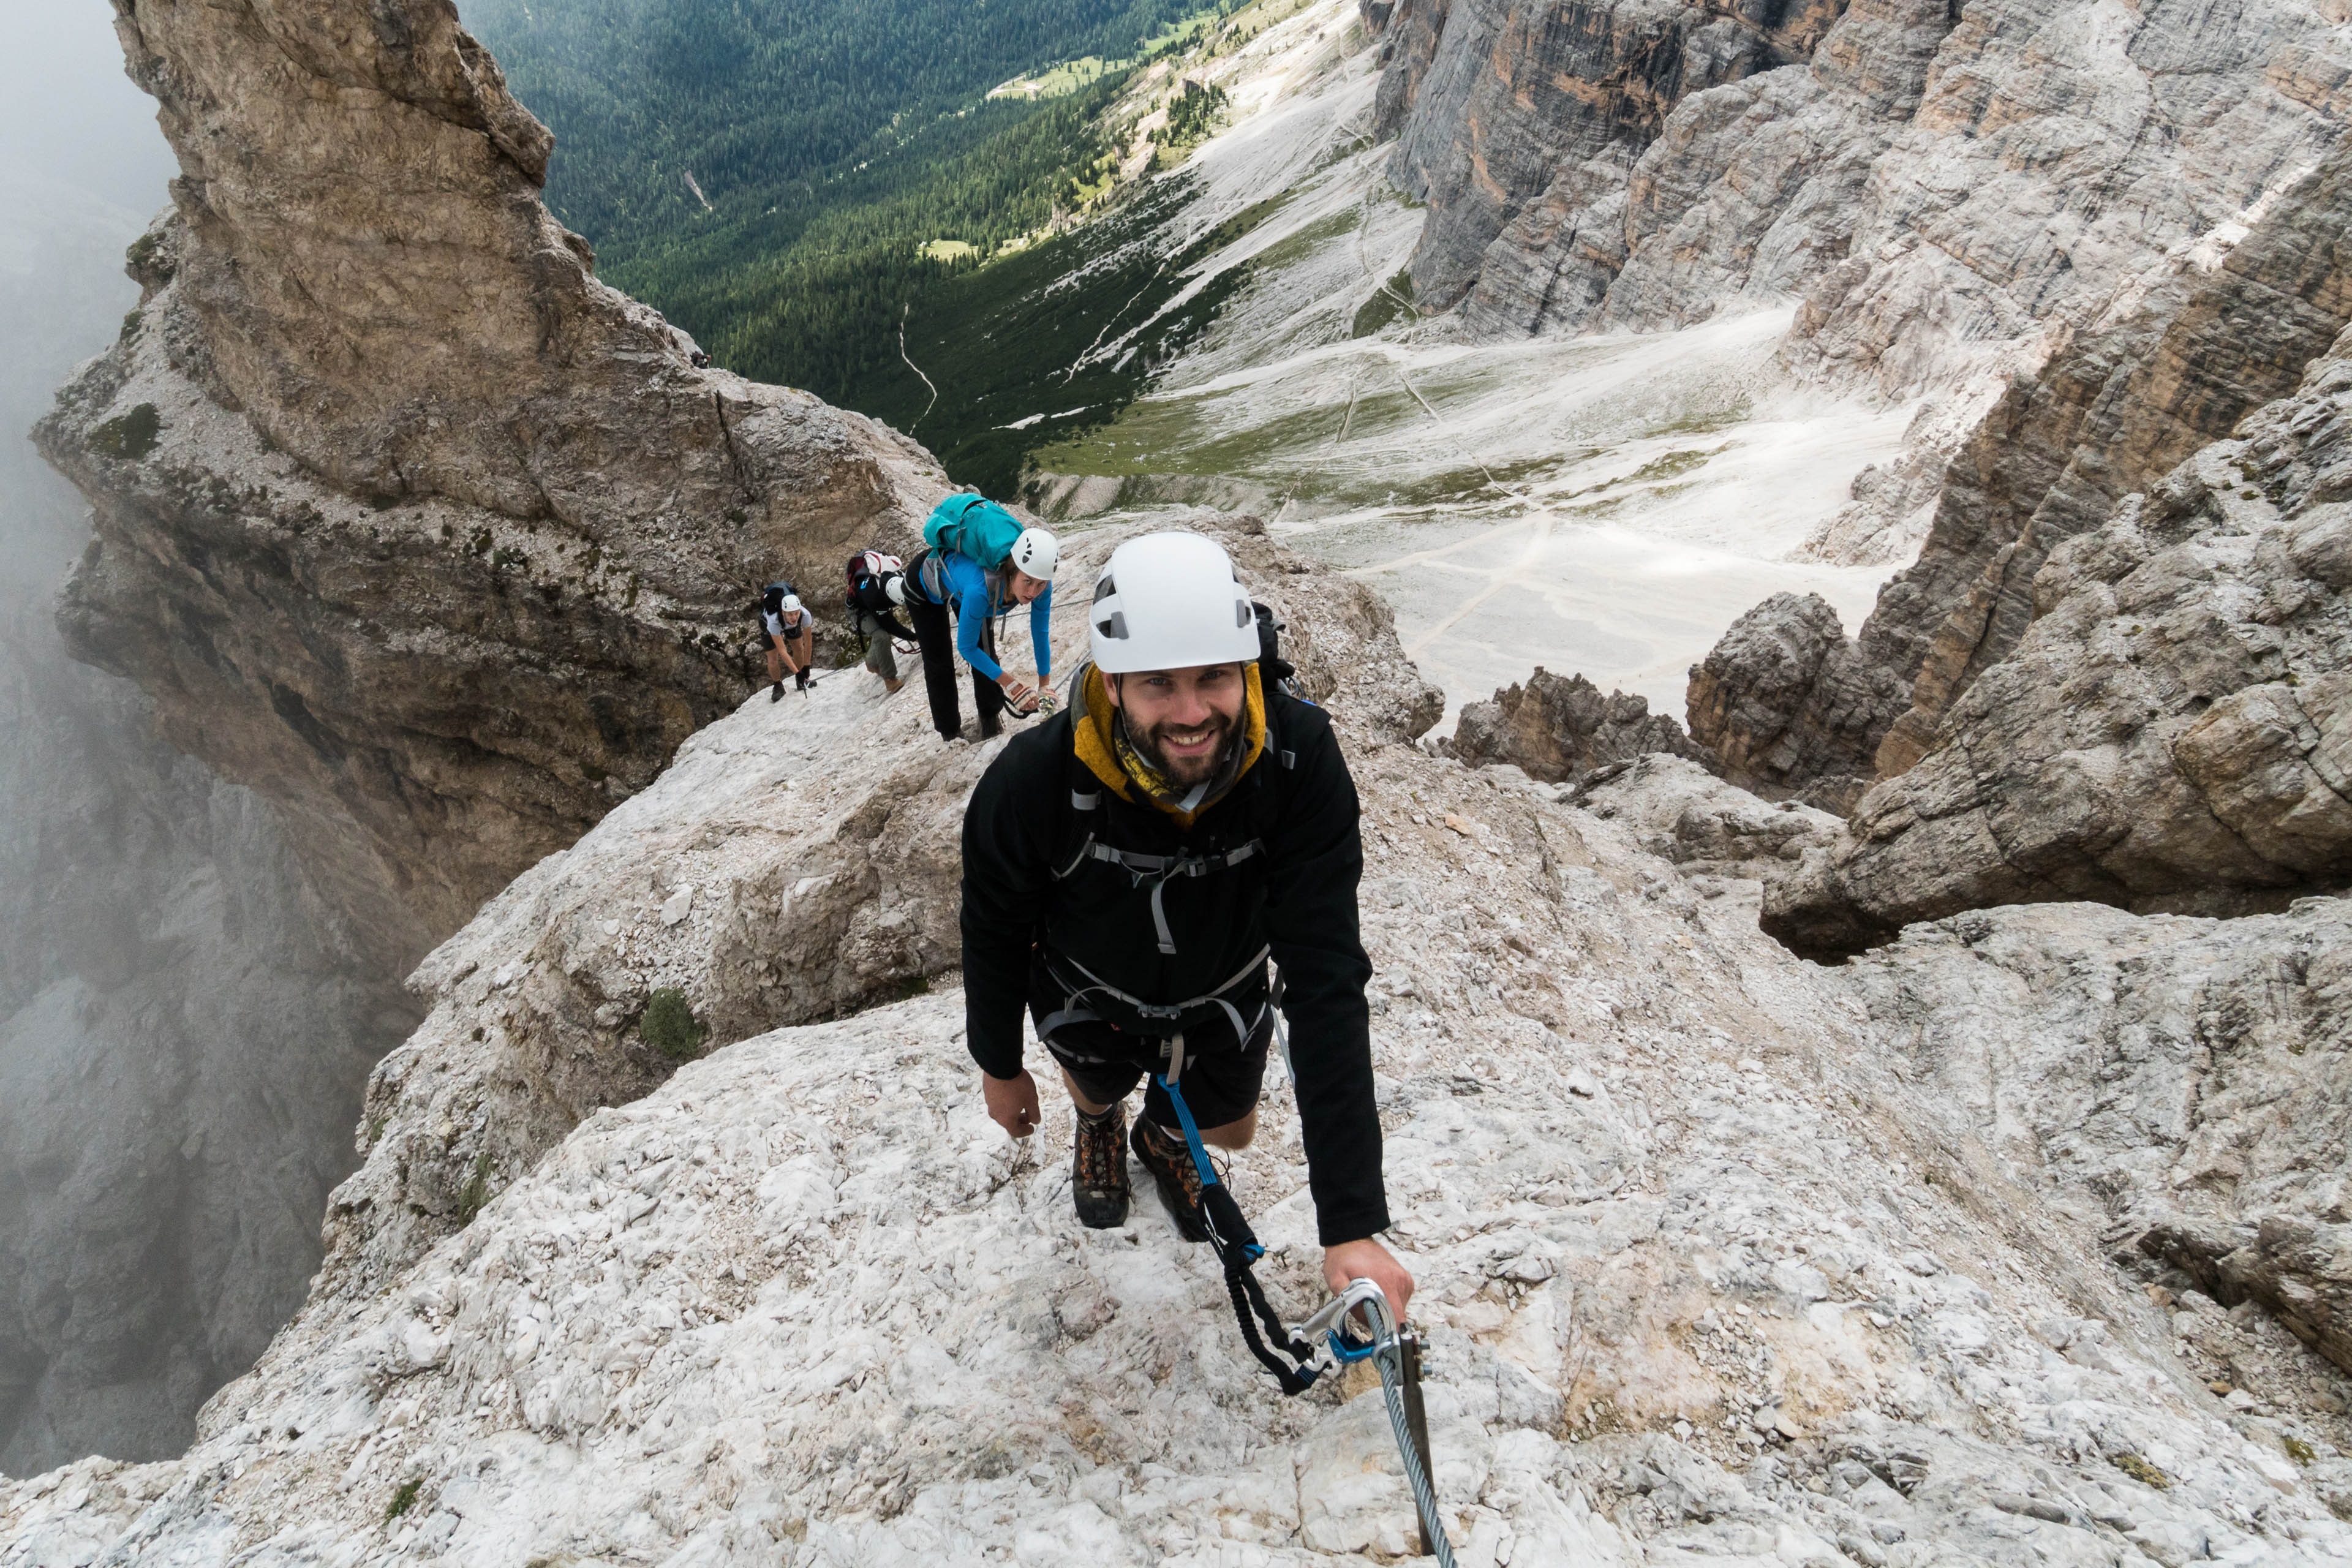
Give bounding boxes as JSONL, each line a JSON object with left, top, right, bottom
{"left": 1008, "top": 527, "right": 1060, "bottom": 582}
{"left": 1088, "top": 532, "right": 1260, "bottom": 674}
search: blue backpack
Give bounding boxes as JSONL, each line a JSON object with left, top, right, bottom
{"left": 922, "top": 494, "right": 1025, "bottom": 570}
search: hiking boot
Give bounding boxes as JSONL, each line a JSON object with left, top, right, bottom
{"left": 1132, "top": 1117, "right": 1209, "bottom": 1243}
{"left": 769, "top": 680, "right": 783, "bottom": 703}
{"left": 1071, "top": 1103, "right": 1129, "bottom": 1229}
{"left": 883, "top": 677, "right": 905, "bottom": 694}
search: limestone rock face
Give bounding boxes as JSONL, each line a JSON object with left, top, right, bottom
{"left": 1696, "top": 111, "right": 2352, "bottom": 813}
{"left": 1376, "top": 0, "right": 2348, "bottom": 379}
{"left": 1763, "top": 345, "right": 2352, "bottom": 956}
{"left": 1572, "top": 752, "right": 1844, "bottom": 885}
{"left": 2144, "top": 1218, "right": 2352, "bottom": 1382}
{"left": 1442, "top": 666, "right": 1706, "bottom": 783}
{"left": 1684, "top": 591, "right": 1896, "bottom": 813}
{"left": 1871, "top": 136, "right": 2352, "bottom": 785}
{"left": 1468, "top": 0, "right": 1958, "bottom": 340}
{"left": 1844, "top": 895, "right": 2352, "bottom": 1393}
{"left": 1381, "top": 0, "right": 1846, "bottom": 314}
{"left": 1779, "top": 0, "right": 2348, "bottom": 398}
{"left": 38, "top": 0, "right": 944, "bottom": 971}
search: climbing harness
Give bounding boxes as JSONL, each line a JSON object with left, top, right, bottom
{"left": 1037, "top": 945, "right": 1274, "bottom": 1055}
{"left": 1153, "top": 1073, "right": 1458, "bottom": 1566}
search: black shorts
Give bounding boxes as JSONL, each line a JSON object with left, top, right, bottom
{"left": 1028, "top": 959, "right": 1272, "bottom": 1133}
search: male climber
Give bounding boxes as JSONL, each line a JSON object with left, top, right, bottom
{"left": 959, "top": 531, "right": 1412, "bottom": 1316}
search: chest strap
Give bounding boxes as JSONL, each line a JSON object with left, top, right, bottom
{"left": 1053, "top": 802, "right": 1265, "bottom": 957}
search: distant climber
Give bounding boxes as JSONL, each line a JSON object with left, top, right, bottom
{"left": 758, "top": 582, "right": 816, "bottom": 701}
{"left": 843, "top": 549, "right": 916, "bottom": 695}
{"left": 959, "top": 530, "right": 1412, "bottom": 1317}
{"left": 903, "top": 493, "right": 1057, "bottom": 741}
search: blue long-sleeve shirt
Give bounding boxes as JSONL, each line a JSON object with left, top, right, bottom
{"left": 917, "top": 551, "right": 1052, "bottom": 684}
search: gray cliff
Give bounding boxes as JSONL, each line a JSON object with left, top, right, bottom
{"left": 0, "top": 168, "right": 415, "bottom": 1474}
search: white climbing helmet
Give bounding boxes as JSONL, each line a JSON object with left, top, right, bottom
{"left": 781, "top": 594, "right": 803, "bottom": 615}
{"left": 884, "top": 573, "right": 908, "bottom": 606}
{"left": 1008, "top": 527, "right": 1060, "bottom": 581}
{"left": 1088, "top": 532, "right": 1261, "bottom": 675}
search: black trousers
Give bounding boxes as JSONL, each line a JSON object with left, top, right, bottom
{"left": 907, "top": 590, "right": 1006, "bottom": 741}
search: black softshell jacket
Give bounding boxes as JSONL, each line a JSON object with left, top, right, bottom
{"left": 960, "top": 692, "right": 1389, "bottom": 1245}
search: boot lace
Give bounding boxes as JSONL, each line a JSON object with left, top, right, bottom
{"left": 1076, "top": 1106, "right": 1126, "bottom": 1191}
{"left": 1139, "top": 1118, "right": 1208, "bottom": 1207}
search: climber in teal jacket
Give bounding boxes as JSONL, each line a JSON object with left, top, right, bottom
{"left": 904, "top": 533, "right": 1058, "bottom": 741}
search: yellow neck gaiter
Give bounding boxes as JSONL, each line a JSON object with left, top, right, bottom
{"left": 1072, "top": 663, "right": 1266, "bottom": 830}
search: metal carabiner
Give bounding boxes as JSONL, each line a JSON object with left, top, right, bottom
{"left": 1290, "top": 1278, "right": 1456, "bottom": 1567}
{"left": 1295, "top": 1276, "right": 1390, "bottom": 1362}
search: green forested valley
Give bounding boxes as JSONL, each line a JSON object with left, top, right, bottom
{"left": 461, "top": 0, "right": 1246, "bottom": 490}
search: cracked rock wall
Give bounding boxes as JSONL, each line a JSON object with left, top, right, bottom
{"left": 1695, "top": 134, "right": 2352, "bottom": 812}
{"left": 1376, "top": 0, "right": 2348, "bottom": 401}
{"left": 1763, "top": 327, "right": 2352, "bottom": 955}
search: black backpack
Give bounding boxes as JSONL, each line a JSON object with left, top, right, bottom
{"left": 844, "top": 551, "right": 902, "bottom": 614}
{"left": 1253, "top": 602, "right": 1305, "bottom": 698}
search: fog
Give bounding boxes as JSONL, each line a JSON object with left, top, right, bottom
{"left": 0, "top": 3, "right": 416, "bottom": 1476}
{"left": 0, "top": 3, "right": 176, "bottom": 214}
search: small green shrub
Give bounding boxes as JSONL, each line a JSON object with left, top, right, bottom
{"left": 641, "top": 987, "right": 706, "bottom": 1060}
{"left": 454, "top": 1150, "right": 493, "bottom": 1225}
{"left": 119, "top": 310, "right": 143, "bottom": 342}
{"left": 2111, "top": 1452, "right": 2170, "bottom": 1490}
{"left": 89, "top": 402, "right": 162, "bottom": 461}
{"left": 126, "top": 225, "right": 172, "bottom": 277}
{"left": 385, "top": 1477, "right": 423, "bottom": 1521}
{"left": 2285, "top": 1435, "right": 2316, "bottom": 1466}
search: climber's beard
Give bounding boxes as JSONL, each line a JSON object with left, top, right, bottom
{"left": 1129, "top": 705, "right": 1240, "bottom": 788}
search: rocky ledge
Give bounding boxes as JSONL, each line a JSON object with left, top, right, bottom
{"left": 307, "top": 519, "right": 1440, "bottom": 1311}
